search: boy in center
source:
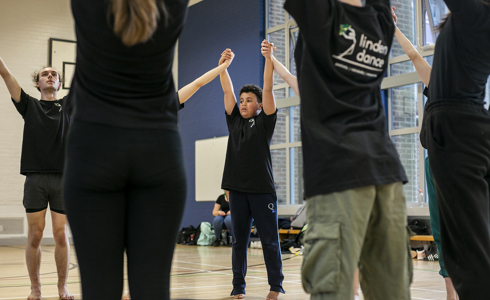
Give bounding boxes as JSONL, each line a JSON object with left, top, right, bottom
{"left": 219, "top": 44, "right": 284, "bottom": 300}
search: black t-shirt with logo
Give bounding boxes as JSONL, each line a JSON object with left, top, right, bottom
{"left": 12, "top": 89, "right": 70, "bottom": 175}
{"left": 215, "top": 194, "right": 230, "bottom": 214}
{"left": 285, "top": 0, "right": 407, "bottom": 198}
{"left": 221, "top": 104, "right": 277, "bottom": 194}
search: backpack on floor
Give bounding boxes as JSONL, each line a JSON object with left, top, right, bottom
{"left": 188, "top": 223, "right": 202, "bottom": 245}
{"left": 408, "top": 219, "right": 430, "bottom": 235}
{"left": 177, "top": 225, "right": 196, "bottom": 245}
{"left": 197, "top": 222, "right": 215, "bottom": 246}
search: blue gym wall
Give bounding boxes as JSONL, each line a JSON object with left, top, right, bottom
{"left": 178, "top": 0, "right": 265, "bottom": 228}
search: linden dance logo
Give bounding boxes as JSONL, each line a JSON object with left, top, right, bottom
{"left": 333, "top": 24, "right": 388, "bottom": 75}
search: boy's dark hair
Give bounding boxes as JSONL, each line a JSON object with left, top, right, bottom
{"left": 31, "top": 66, "right": 62, "bottom": 92}
{"left": 239, "top": 84, "right": 263, "bottom": 103}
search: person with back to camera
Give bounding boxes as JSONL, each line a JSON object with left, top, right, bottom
{"left": 391, "top": 7, "right": 458, "bottom": 300}
{"left": 261, "top": 39, "right": 365, "bottom": 300}
{"left": 63, "top": 0, "right": 189, "bottom": 299}
{"left": 122, "top": 49, "right": 235, "bottom": 300}
{"left": 419, "top": 0, "right": 490, "bottom": 298}
{"left": 284, "top": 0, "right": 411, "bottom": 298}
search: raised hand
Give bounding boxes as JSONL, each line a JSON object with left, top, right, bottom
{"left": 261, "top": 40, "right": 273, "bottom": 60}
{"left": 219, "top": 49, "right": 235, "bottom": 66}
{"left": 391, "top": 6, "right": 398, "bottom": 26}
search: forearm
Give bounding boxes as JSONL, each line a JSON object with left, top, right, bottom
{"left": 0, "top": 58, "right": 21, "bottom": 102}
{"left": 195, "top": 63, "right": 229, "bottom": 88}
{"left": 179, "top": 48, "right": 234, "bottom": 105}
{"left": 212, "top": 210, "right": 220, "bottom": 217}
{"left": 178, "top": 64, "right": 229, "bottom": 104}
{"left": 272, "top": 56, "right": 299, "bottom": 96}
{"left": 220, "top": 70, "right": 234, "bottom": 94}
{"left": 263, "top": 58, "right": 274, "bottom": 93}
{"left": 394, "top": 27, "right": 431, "bottom": 86}
{"left": 0, "top": 57, "right": 9, "bottom": 77}
{"left": 220, "top": 70, "right": 236, "bottom": 114}
{"left": 394, "top": 27, "right": 418, "bottom": 60}
{"left": 262, "top": 57, "right": 276, "bottom": 115}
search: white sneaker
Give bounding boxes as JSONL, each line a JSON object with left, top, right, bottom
{"left": 416, "top": 249, "right": 426, "bottom": 260}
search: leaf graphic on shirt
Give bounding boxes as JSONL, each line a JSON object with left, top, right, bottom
{"left": 339, "top": 24, "right": 352, "bottom": 36}
{"left": 54, "top": 103, "right": 62, "bottom": 112}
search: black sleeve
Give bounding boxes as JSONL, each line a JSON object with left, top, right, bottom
{"left": 260, "top": 109, "right": 277, "bottom": 137}
{"left": 443, "top": 0, "right": 488, "bottom": 24}
{"left": 216, "top": 194, "right": 224, "bottom": 205}
{"left": 225, "top": 103, "right": 240, "bottom": 129}
{"left": 284, "top": 0, "right": 335, "bottom": 36}
{"left": 12, "top": 89, "right": 30, "bottom": 118}
{"left": 423, "top": 87, "right": 429, "bottom": 98}
{"left": 177, "top": 92, "right": 185, "bottom": 110}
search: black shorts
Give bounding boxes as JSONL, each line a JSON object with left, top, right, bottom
{"left": 23, "top": 172, "right": 65, "bottom": 214}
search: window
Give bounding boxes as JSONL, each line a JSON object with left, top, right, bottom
{"left": 383, "top": 0, "right": 450, "bottom": 208}
{"left": 266, "top": 0, "right": 303, "bottom": 210}
{"left": 422, "top": 0, "right": 449, "bottom": 46}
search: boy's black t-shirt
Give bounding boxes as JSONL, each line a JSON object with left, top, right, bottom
{"left": 70, "top": 0, "right": 188, "bottom": 129}
{"left": 215, "top": 194, "right": 230, "bottom": 214}
{"left": 221, "top": 104, "right": 277, "bottom": 194}
{"left": 428, "top": 0, "right": 490, "bottom": 105}
{"left": 12, "top": 89, "right": 70, "bottom": 175}
{"left": 285, "top": 0, "right": 407, "bottom": 198}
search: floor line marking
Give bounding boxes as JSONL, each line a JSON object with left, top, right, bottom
{"left": 173, "top": 260, "right": 302, "bottom": 277}
{"left": 172, "top": 266, "right": 301, "bottom": 285}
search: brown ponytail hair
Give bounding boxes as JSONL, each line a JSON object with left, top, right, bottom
{"left": 111, "top": 0, "right": 167, "bottom": 47}
{"left": 436, "top": 12, "right": 451, "bottom": 33}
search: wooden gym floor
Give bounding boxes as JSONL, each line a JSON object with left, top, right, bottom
{"left": 0, "top": 244, "right": 448, "bottom": 299}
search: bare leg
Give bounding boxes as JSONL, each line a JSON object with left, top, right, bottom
{"left": 26, "top": 210, "right": 47, "bottom": 300}
{"left": 51, "top": 211, "right": 74, "bottom": 300}
{"left": 122, "top": 292, "right": 131, "bottom": 300}
{"left": 353, "top": 268, "right": 360, "bottom": 300}
{"left": 445, "top": 277, "right": 459, "bottom": 300}
{"left": 266, "top": 291, "right": 279, "bottom": 300}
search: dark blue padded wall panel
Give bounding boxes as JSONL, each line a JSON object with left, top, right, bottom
{"left": 178, "top": 0, "right": 265, "bottom": 228}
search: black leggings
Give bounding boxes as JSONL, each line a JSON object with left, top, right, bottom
{"left": 63, "top": 120, "right": 186, "bottom": 300}
{"left": 423, "top": 100, "right": 490, "bottom": 299}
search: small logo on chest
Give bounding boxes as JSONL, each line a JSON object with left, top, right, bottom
{"left": 54, "top": 103, "right": 62, "bottom": 112}
{"left": 249, "top": 118, "right": 255, "bottom": 128}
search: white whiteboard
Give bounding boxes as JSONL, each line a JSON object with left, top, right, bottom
{"left": 195, "top": 136, "right": 228, "bottom": 201}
